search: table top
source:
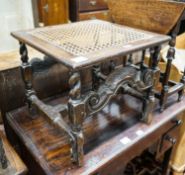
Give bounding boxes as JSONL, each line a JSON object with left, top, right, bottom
{"left": 11, "top": 20, "right": 170, "bottom": 70}
{"left": 6, "top": 94, "right": 185, "bottom": 175}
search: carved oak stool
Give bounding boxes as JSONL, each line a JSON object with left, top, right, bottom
{"left": 11, "top": 20, "right": 170, "bottom": 166}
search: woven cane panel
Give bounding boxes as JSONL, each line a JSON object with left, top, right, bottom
{"left": 29, "top": 21, "right": 152, "bottom": 56}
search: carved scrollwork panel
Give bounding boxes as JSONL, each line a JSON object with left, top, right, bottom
{"left": 84, "top": 66, "right": 148, "bottom": 116}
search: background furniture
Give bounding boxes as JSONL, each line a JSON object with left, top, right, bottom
{"left": 32, "top": 0, "right": 69, "bottom": 26}
{"left": 69, "top": 0, "right": 111, "bottom": 21}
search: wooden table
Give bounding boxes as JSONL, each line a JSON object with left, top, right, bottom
{"left": 6, "top": 94, "right": 185, "bottom": 175}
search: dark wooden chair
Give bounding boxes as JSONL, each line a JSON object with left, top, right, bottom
{"left": 108, "top": 0, "right": 185, "bottom": 111}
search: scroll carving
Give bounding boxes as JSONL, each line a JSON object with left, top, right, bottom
{"left": 84, "top": 66, "right": 154, "bottom": 123}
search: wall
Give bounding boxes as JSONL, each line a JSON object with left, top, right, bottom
{"left": 0, "top": 0, "right": 34, "bottom": 53}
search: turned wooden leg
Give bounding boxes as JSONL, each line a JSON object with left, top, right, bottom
{"left": 142, "top": 46, "right": 161, "bottom": 123}
{"left": 127, "top": 54, "right": 133, "bottom": 65}
{"left": 160, "top": 46, "right": 175, "bottom": 112}
{"left": 109, "top": 60, "right": 116, "bottom": 72}
{"left": 160, "top": 34, "right": 176, "bottom": 112}
{"left": 140, "top": 50, "right": 146, "bottom": 70}
{"left": 122, "top": 56, "right": 127, "bottom": 67}
{"left": 92, "top": 65, "right": 107, "bottom": 91}
{"left": 92, "top": 65, "right": 101, "bottom": 90}
{"left": 68, "top": 72, "right": 85, "bottom": 166}
{"left": 19, "top": 43, "right": 35, "bottom": 111}
{"left": 152, "top": 46, "right": 161, "bottom": 89}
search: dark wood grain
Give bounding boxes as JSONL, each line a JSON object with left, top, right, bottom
{"left": 6, "top": 94, "right": 185, "bottom": 175}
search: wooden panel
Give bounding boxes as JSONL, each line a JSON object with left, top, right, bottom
{"left": 108, "top": 0, "right": 185, "bottom": 34}
{"left": 79, "top": 0, "right": 108, "bottom": 12}
{"left": 41, "top": 0, "right": 69, "bottom": 26}
{"left": 79, "top": 10, "right": 111, "bottom": 21}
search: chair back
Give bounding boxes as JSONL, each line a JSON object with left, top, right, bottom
{"left": 108, "top": 0, "right": 185, "bottom": 34}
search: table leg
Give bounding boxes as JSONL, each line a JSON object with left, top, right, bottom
{"left": 92, "top": 65, "right": 101, "bottom": 90}
{"left": 19, "top": 43, "right": 35, "bottom": 112}
{"left": 160, "top": 35, "right": 176, "bottom": 112}
{"left": 142, "top": 46, "right": 161, "bottom": 123}
{"left": 150, "top": 46, "right": 161, "bottom": 87}
{"left": 68, "top": 71, "right": 85, "bottom": 166}
{"left": 140, "top": 50, "right": 146, "bottom": 70}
